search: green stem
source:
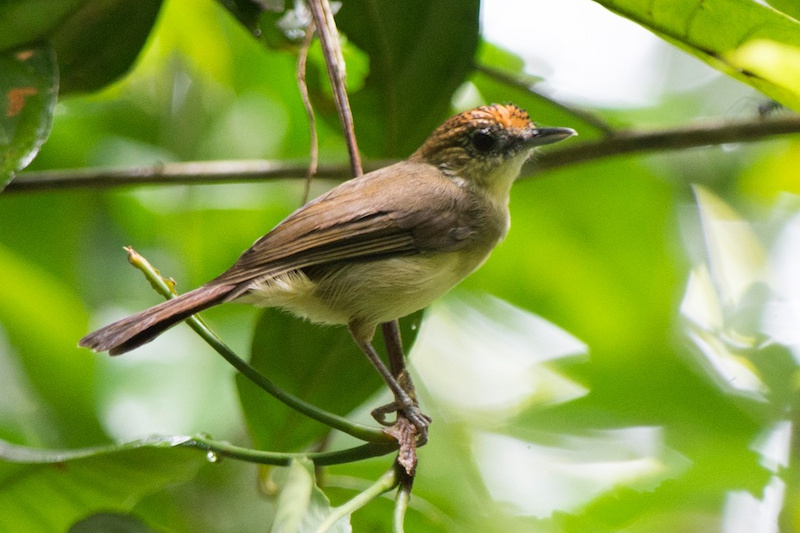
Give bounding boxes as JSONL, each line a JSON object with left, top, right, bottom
{"left": 778, "top": 399, "right": 800, "bottom": 531}
{"left": 0, "top": 434, "right": 396, "bottom": 467}
{"left": 184, "top": 435, "right": 396, "bottom": 466}
{"left": 393, "top": 482, "right": 411, "bottom": 533}
{"left": 313, "top": 467, "right": 399, "bottom": 533}
{"left": 126, "top": 247, "right": 389, "bottom": 444}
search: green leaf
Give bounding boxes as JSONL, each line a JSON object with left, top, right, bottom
{"left": 0, "top": 45, "right": 57, "bottom": 189}
{"left": 0, "top": 243, "right": 106, "bottom": 447}
{"left": 0, "top": 0, "right": 85, "bottom": 51}
{"left": 334, "top": 0, "right": 481, "bottom": 157}
{"left": 592, "top": 0, "right": 800, "bottom": 110}
{"left": 766, "top": 0, "right": 800, "bottom": 22}
{"left": 216, "top": 0, "right": 274, "bottom": 36}
{"left": 271, "top": 458, "right": 350, "bottom": 533}
{"left": 238, "top": 310, "right": 423, "bottom": 452}
{"left": 0, "top": 437, "right": 203, "bottom": 533}
{"left": 49, "top": 0, "right": 164, "bottom": 93}
{"left": 0, "top": 1, "right": 163, "bottom": 94}
{"left": 67, "top": 513, "right": 156, "bottom": 533}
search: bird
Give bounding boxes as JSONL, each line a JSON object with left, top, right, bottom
{"left": 79, "top": 103, "right": 576, "bottom": 434}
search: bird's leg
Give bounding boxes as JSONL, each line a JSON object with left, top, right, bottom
{"left": 376, "top": 320, "right": 431, "bottom": 447}
{"left": 349, "top": 323, "right": 430, "bottom": 438}
{"left": 377, "top": 321, "right": 428, "bottom": 414}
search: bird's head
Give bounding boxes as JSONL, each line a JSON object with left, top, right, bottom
{"left": 411, "top": 104, "right": 576, "bottom": 200}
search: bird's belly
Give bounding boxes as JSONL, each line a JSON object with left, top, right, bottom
{"left": 239, "top": 249, "right": 491, "bottom": 329}
{"left": 318, "top": 251, "right": 488, "bottom": 324}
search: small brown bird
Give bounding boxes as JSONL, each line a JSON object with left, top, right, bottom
{"left": 80, "top": 103, "right": 575, "bottom": 433}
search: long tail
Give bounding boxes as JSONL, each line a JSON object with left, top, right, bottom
{"left": 79, "top": 283, "right": 234, "bottom": 355}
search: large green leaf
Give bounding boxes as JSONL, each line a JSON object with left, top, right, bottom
{"left": 68, "top": 513, "right": 156, "bottom": 533}
{"left": 0, "top": 45, "right": 57, "bottom": 189}
{"left": 0, "top": 0, "right": 163, "bottom": 94}
{"left": 0, "top": 0, "right": 84, "bottom": 51}
{"left": 238, "top": 309, "right": 423, "bottom": 453}
{"left": 225, "top": 0, "right": 479, "bottom": 157}
{"left": 0, "top": 437, "right": 202, "bottom": 533}
{"left": 767, "top": 0, "right": 800, "bottom": 21}
{"left": 334, "top": 0, "right": 481, "bottom": 157}
{"left": 593, "top": 0, "right": 800, "bottom": 110}
{"left": 0, "top": 244, "right": 106, "bottom": 447}
{"left": 49, "top": 0, "right": 164, "bottom": 93}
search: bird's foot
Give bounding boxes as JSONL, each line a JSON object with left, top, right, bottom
{"left": 371, "top": 401, "right": 432, "bottom": 444}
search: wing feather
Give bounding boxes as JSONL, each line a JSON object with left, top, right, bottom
{"left": 212, "top": 161, "right": 480, "bottom": 287}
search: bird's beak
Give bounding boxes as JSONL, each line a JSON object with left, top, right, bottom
{"left": 524, "top": 126, "right": 577, "bottom": 147}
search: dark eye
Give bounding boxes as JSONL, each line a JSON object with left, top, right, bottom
{"left": 471, "top": 129, "right": 497, "bottom": 153}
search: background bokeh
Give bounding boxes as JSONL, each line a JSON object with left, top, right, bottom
{"left": 2, "top": 0, "right": 800, "bottom": 531}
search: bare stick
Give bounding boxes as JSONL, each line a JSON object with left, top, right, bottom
{"left": 297, "top": 21, "right": 319, "bottom": 204}
{"left": 306, "top": 0, "right": 363, "bottom": 177}
{"left": 525, "top": 114, "right": 800, "bottom": 176}
{"left": 8, "top": 115, "right": 800, "bottom": 193}
{"left": 4, "top": 160, "right": 389, "bottom": 193}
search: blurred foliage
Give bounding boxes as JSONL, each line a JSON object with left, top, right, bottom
{"left": 0, "top": 437, "right": 201, "bottom": 532}
{"left": 0, "top": 0, "right": 163, "bottom": 93}
{"left": 594, "top": 0, "right": 800, "bottom": 111}
{"left": 2, "top": 0, "right": 800, "bottom": 531}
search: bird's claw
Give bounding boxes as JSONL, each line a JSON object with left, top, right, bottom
{"left": 371, "top": 401, "right": 431, "bottom": 443}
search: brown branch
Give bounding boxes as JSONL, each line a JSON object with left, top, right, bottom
{"left": 524, "top": 114, "right": 800, "bottom": 177}
{"left": 7, "top": 115, "right": 800, "bottom": 194}
{"left": 297, "top": 21, "right": 319, "bottom": 204}
{"left": 306, "top": 0, "right": 362, "bottom": 177}
{"left": 3, "top": 160, "right": 387, "bottom": 194}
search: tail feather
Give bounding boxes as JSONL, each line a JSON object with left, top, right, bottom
{"left": 79, "top": 283, "right": 233, "bottom": 355}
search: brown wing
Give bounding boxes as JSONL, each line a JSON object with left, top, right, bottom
{"left": 212, "top": 161, "right": 480, "bottom": 288}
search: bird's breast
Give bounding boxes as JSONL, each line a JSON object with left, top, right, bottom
{"left": 311, "top": 247, "right": 496, "bottom": 325}
{"left": 239, "top": 244, "right": 497, "bottom": 332}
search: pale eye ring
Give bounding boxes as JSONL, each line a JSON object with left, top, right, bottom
{"left": 470, "top": 129, "right": 497, "bottom": 153}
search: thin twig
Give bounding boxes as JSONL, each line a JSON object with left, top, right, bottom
{"left": 184, "top": 435, "right": 397, "bottom": 466}
{"left": 3, "top": 160, "right": 346, "bottom": 193}
{"left": 524, "top": 114, "right": 800, "bottom": 176}
{"left": 306, "top": 0, "right": 363, "bottom": 177}
{"left": 125, "top": 247, "right": 389, "bottom": 444}
{"left": 313, "top": 467, "right": 399, "bottom": 533}
{"left": 7, "top": 115, "right": 800, "bottom": 193}
{"left": 3, "top": 160, "right": 390, "bottom": 193}
{"left": 298, "top": 20, "right": 319, "bottom": 204}
{"left": 0, "top": 434, "right": 397, "bottom": 467}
